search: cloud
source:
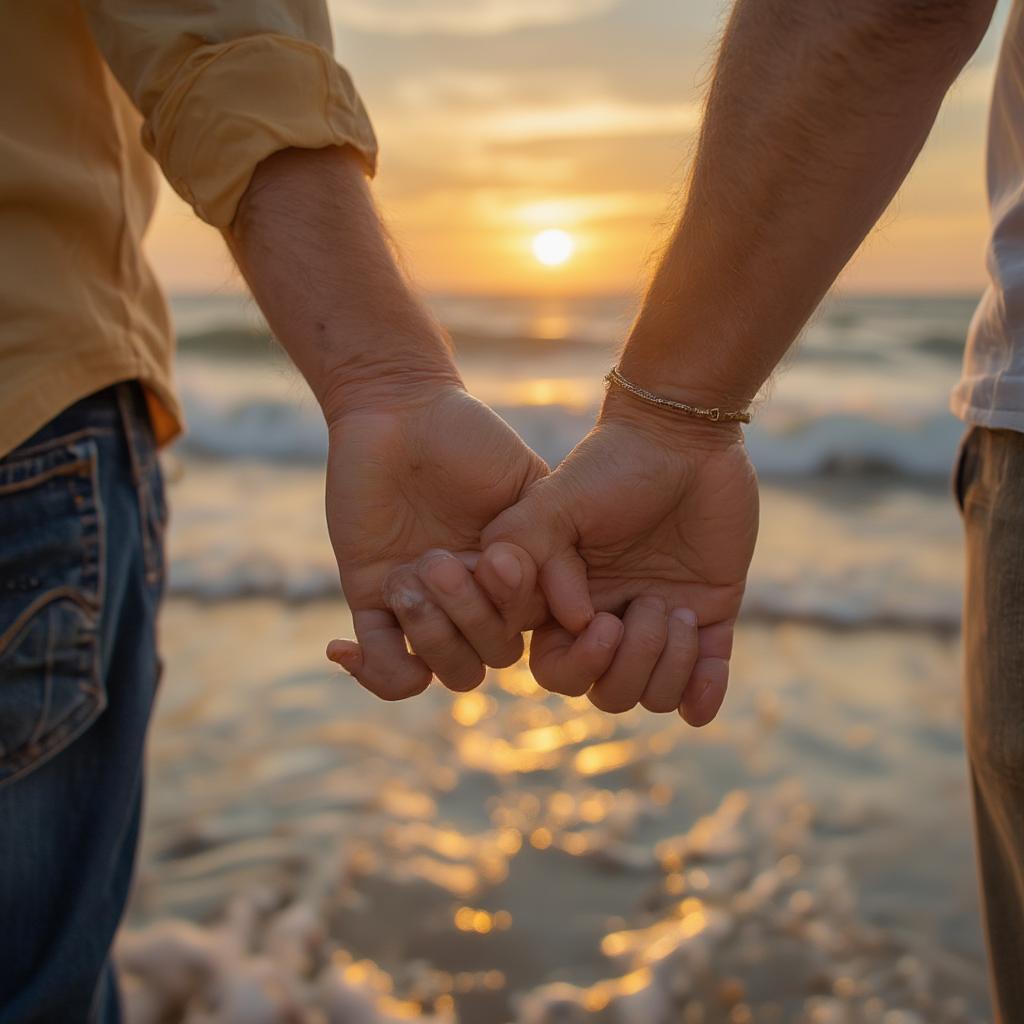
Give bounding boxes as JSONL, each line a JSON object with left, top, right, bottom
{"left": 328, "top": 0, "right": 619, "bottom": 36}
{"left": 478, "top": 99, "right": 700, "bottom": 141}
{"left": 384, "top": 186, "right": 668, "bottom": 232}
{"left": 369, "top": 68, "right": 698, "bottom": 209}
{"left": 386, "top": 70, "right": 701, "bottom": 143}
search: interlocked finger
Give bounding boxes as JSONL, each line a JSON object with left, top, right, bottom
{"left": 640, "top": 607, "right": 700, "bottom": 713}
{"left": 529, "top": 613, "right": 624, "bottom": 696}
{"left": 679, "top": 620, "right": 733, "bottom": 726}
{"left": 588, "top": 596, "right": 669, "bottom": 713}
{"left": 383, "top": 564, "right": 485, "bottom": 692}
{"left": 417, "top": 549, "right": 524, "bottom": 668}
{"left": 327, "top": 607, "right": 432, "bottom": 701}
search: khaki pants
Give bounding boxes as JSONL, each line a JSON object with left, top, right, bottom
{"left": 957, "top": 426, "right": 1024, "bottom": 1023}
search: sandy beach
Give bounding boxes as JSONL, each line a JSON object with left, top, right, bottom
{"left": 118, "top": 598, "right": 985, "bottom": 1023}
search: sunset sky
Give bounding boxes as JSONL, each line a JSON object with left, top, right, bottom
{"left": 145, "top": 0, "right": 1010, "bottom": 298}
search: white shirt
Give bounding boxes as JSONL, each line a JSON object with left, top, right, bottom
{"left": 952, "top": 3, "right": 1024, "bottom": 432}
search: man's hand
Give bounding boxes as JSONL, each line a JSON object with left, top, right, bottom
{"left": 480, "top": 389, "right": 759, "bottom": 725}
{"left": 465, "top": 0, "right": 992, "bottom": 722}
{"left": 323, "top": 381, "right": 627, "bottom": 699}
{"left": 223, "top": 146, "right": 624, "bottom": 697}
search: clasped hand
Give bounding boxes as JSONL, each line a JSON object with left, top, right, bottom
{"left": 324, "top": 379, "right": 758, "bottom": 726}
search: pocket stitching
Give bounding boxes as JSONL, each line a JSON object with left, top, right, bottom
{"left": 0, "top": 687, "right": 108, "bottom": 786}
{"left": 0, "top": 438, "right": 107, "bottom": 787}
{"left": 4, "top": 426, "right": 115, "bottom": 464}
{"left": 0, "top": 595, "right": 107, "bottom": 777}
{"left": 0, "top": 458, "right": 92, "bottom": 498}
{"left": 0, "top": 586, "right": 99, "bottom": 660}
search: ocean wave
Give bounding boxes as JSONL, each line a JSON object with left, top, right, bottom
{"left": 177, "top": 388, "right": 965, "bottom": 483}
{"left": 744, "top": 411, "right": 963, "bottom": 481}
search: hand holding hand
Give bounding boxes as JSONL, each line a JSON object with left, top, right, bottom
{"left": 324, "top": 381, "right": 624, "bottom": 698}
{"left": 479, "top": 388, "right": 759, "bottom": 724}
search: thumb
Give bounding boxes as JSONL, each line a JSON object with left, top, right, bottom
{"left": 538, "top": 546, "right": 593, "bottom": 636}
{"left": 475, "top": 541, "right": 547, "bottom": 634}
{"left": 483, "top": 493, "right": 594, "bottom": 636}
{"left": 326, "top": 637, "right": 365, "bottom": 679}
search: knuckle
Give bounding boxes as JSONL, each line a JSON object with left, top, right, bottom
{"left": 668, "top": 628, "right": 699, "bottom": 653}
{"left": 484, "top": 505, "right": 533, "bottom": 544}
{"left": 485, "top": 589, "right": 514, "bottom": 615}
{"left": 640, "top": 692, "right": 681, "bottom": 714}
{"left": 485, "top": 640, "right": 524, "bottom": 670}
{"left": 557, "top": 677, "right": 593, "bottom": 698}
{"left": 532, "top": 665, "right": 590, "bottom": 697}
{"left": 588, "top": 687, "right": 638, "bottom": 715}
{"left": 374, "top": 674, "right": 430, "bottom": 702}
{"left": 633, "top": 627, "right": 667, "bottom": 655}
{"left": 458, "top": 605, "right": 496, "bottom": 633}
{"left": 439, "top": 664, "right": 486, "bottom": 693}
{"left": 529, "top": 643, "right": 598, "bottom": 697}
{"left": 405, "top": 616, "right": 457, "bottom": 653}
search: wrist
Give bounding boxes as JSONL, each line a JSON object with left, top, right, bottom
{"left": 599, "top": 384, "right": 745, "bottom": 453}
{"left": 619, "top": 295, "right": 764, "bottom": 412}
{"left": 318, "top": 343, "right": 463, "bottom": 425}
{"left": 616, "top": 345, "right": 756, "bottom": 410}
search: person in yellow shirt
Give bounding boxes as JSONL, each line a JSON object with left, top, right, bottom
{"left": 0, "top": 3, "right": 634, "bottom": 1019}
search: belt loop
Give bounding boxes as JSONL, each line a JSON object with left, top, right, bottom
{"left": 114, "top": 384, "right": 144, "bottom": 487}
{"left": 115, "top": 383, "right": 160, "bottom": 584}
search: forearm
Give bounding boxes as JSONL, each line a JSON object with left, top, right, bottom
{"left": 225, "top": 145, "right": 459, "bottom": 421}
{"left": 621, "top": 0, "right": 994, "bottom": 406}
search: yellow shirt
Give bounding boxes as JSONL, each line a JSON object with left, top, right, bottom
{"left": 0, "top": 0, "right": 377, "bottom": 457}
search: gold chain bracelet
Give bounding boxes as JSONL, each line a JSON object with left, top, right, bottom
{"left": 603, "top": 368, "right": 752, "bottom": 424}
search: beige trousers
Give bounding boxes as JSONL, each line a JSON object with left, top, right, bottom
{"left": 957, "top": 426, "right": 1024, "bottom": 1023}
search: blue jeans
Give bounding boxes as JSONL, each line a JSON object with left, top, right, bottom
{"left": 0, "top": 384, "right": 166, "bottom": 1023}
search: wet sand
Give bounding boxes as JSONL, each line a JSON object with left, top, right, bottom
{"left": 118, "top": 600, "right": 989, "bottom": 1024}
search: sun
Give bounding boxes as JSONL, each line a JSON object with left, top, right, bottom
{"left": 532, "top": 229, "right": 574, "bottom": 267}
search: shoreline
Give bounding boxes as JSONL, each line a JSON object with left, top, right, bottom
{"left": 126, "top": 604, "right": 985, "bottom": 1021}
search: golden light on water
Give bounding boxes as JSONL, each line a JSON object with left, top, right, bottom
{"left": 532, "top": 228, "right": 574, "bottom": 266}
{"left": 451, "top": 691, "right": 492, "bottom": 727}
{"left": 512, "top": 378, "right": 593, "bottom": 410}
{"left": 600, "top": 904, "right": 709, "bottom": 963}
{"left": 453, "top": 907, "right": 513, "bottom": 934}
{"left": 573, "top": 739, "right": 636, "bottom": 777}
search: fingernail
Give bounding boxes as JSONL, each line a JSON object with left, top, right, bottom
{"left": 382, "top": 566, "right": 426, "bottom": 610}
{"left": 490, "top": 549, "right": 523, "bottom": 591}
{"left": 388, "top": 584, "right": 423, "bottom": 611}
{"left": 594, "top": 615, "right": 623, "bottom": 649}
{"left": 457, "top": 551, "right": 480, "bottom": 572}
{"left": 421, "top": 553, "right": 464, "bottom": 595}
{"left": 671, "top": 608, "right": 698, "bottom": 626}
{"left": 637, "top": 595, "right": 667, "bottom": 614}
{"left": 327, "top": 643, "right": 355, "bottom": 668}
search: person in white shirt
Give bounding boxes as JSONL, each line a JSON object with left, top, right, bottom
{"left": 337, "top": 0, "right": 1020, "bottom": 1017}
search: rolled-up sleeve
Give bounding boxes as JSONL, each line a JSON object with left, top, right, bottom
{"left": 81, "top": 1, "right": 378, "bottom": 227}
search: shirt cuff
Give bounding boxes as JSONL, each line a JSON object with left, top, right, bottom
{"left": 143, "top": 33, "right": 378, "bottom": 228}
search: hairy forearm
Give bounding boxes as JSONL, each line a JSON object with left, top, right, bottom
{"left": 621, "top": 0, "right": 995, "bottom": 406}
{"left": 225, "top": 145, "right": 459, "bottom": 421}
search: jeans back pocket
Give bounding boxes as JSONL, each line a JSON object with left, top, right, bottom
{"left": 0, "top": 433, "right": 106, "bottom": 787}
